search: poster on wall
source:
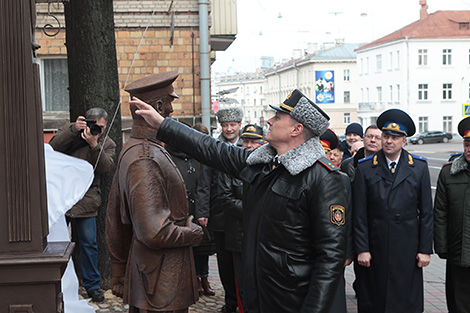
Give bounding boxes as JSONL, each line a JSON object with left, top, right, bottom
{"left": 315, "top": 70, "right": 335, "bottom": 103}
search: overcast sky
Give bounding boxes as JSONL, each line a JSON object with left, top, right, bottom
{"left": 211, "top": 0, "right": 470, "bottom": 74}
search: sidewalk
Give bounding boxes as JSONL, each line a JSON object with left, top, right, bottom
{"left": 91, "top": 254, "right": 448, "bottom": 313}
{"left": 192, "top": 254, "right": 448, "bottom": 313}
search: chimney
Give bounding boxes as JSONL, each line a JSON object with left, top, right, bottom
{"left": 420, "top": 0, "right": 428, "bottom": 20}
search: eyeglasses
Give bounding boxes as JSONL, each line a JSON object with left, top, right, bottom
{"left": 365, "top": 135, "right": 381, "bottom": 140}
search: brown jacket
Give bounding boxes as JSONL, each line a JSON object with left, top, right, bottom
{"left": 106, "top": 126, "right": 202, "bottom": 311}
{"left": 49, "top": 123, "right": 116, "bottom": 217}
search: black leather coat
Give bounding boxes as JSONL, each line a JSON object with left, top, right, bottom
{"left": 218, "top": 172, "right": 243, "bottom": 252}
{"left": 158, "top": 119, "right": 348, "bottom": 313}
{"left": 194, "top": 135, "right": 242, "bottom": 232}
{"left": 340, "top": 147, "right": 365, "bottom": 184}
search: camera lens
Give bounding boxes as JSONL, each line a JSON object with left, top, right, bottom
{"left": 90, "top": 124, "right": 102, "bottom": 135}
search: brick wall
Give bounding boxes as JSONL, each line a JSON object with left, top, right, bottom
{"left": 115, "top": 27, "right": 201, "bottom": 117}
{"left": 35, "top": 0, "right": 204, "bottom": 119}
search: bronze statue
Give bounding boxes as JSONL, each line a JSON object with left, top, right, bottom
{"left": 106, "top": 71, "right": 203, "bottom": 313}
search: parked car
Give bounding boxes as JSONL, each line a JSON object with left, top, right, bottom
{"left": 409, "top": 131, "right": 453, "bottom": 145}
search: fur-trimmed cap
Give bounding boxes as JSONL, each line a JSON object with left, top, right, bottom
{"left": 216, "top": 107, "right": 243, "bottom": 123}
{"left": 269, "top": 89, "right": 330, "bottom": 136}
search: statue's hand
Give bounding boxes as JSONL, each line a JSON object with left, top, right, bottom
{"left": 111, "top": 275, "right": 125, "bottom": 298}
{"left": 187, "top": 216, "right": 203, "bottom": 246}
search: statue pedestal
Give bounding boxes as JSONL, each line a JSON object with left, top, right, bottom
{"left": 0, "top": 242, "right": 74, "bottom": 313}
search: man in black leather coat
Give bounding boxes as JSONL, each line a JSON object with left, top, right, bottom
{"left": 132, "top": 89, "right": 349, "bottom": 313}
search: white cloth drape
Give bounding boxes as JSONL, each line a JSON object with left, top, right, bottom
{"left": 44, "top": 144, "right": 96, "bottom": 313}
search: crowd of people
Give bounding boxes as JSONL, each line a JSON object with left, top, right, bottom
{"left": 52, "top": 71, "right": 470, "bottom": 313}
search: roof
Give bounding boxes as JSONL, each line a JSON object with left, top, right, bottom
{"left": 357, "top": 10, "right": 470, "bottom": 51}
{"left": 314, "top": 43, "right": 361, "bottom": 59}
{"left": 264, "top": 43, "right": 360, "bottom": 75}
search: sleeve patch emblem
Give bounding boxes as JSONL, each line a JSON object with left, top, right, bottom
{"left": 330, "top": 205, "right": 345, "bottom": 226}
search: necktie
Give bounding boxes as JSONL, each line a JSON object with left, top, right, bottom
{"left": 390, "top": 161, "right": 396, "bottom": 174}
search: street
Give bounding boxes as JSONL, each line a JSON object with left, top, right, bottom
{"left": 406, "top": 139, "right": 463, "bottom": 199}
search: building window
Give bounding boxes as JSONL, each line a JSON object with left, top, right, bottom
{"left": 389, "top": 85, "right": 393, "bottom": 102}
{"left": 418, "top": 84, "right": 428, "bottom": 100}
{"left": 443, "top": 49, "right": 452, "bottom": 65}
{"left": 443, "top": 83, "right": 452, "bottom": 100}
{"left": 376, "top": 54, "right": 382, "bottom": 72}
{"left": 365, "top": 57, "right": 369, "bottom": 74}
{"left": 389, "top": 52, "right": 393, "bottom": 70}
{"left": 344, "top": 91, "right": 350, "bottom": 103}
{"left": 360, "top": 58, "right": 363, "bottom": 75}
{"left": 241, "top": 99, "right": 246, "bottom": 105}
{"left": 360, "top": 88, "right": 364, "bottom": 103}
{"left": 396, "top": 84, "right": 400, "bottom": 102}
{"left": 396, "top": 51, "right": 400, "bottom": 69}
{"left": 366, "top": 88, "right": 369, "bottom": 102}
{"left": 344, "top": 113, "right": 351, "bottom": 124}
{"left": 459, "top": 22, "right": 469, "bottom": 30}
{"left": 343, "top": 69, "right": 350, "bottom": 81}
{"left": 443, "top": 116, "right": 452, "bottom": 132}
{"left": 419, "top": 116, "right": 429, "bottom": 133}
{"left": 418, "top": 49, "right": 428, "bottom": 66}
{"left": 377, "top": 86, "right": 382, "bottom": 102}
{"left": 253, "top": 99, "right": 256, "bottom": 106}
{"left": 40, "top": 58, "right": 69, "bottom": 111}
{"left": 260, "top": 86, "right": 263, "bottom": 94}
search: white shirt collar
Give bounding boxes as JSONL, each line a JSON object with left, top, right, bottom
{"left": 386, "top": 154, "right": 401, "bottom": 169}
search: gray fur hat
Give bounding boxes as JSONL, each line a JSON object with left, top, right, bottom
{"left": 216, "top": 107, "right": 243, "bottom": 123}
{"left": 269, "top": 89, "right": 330, "bottom": 136}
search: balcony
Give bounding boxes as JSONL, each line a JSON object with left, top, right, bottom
{"left": 210, "top": 0, "right": 237, "bottom": 51}
{"left": 358, "top": 102, "right": 385, "bottom": 113}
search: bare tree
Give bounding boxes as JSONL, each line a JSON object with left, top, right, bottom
{"left": 64, "top": 0, "right": 121, "bottom": 288}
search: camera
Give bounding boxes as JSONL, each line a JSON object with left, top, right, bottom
{"left": 81, "top": 118, "right": 102, "bottom": 135}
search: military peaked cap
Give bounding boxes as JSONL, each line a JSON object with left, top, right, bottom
{"left": 377, "top": 108, "right": 415, "bottom": 137}
{"left": 125, "top": 71, "right": 179, "bottom": 101}
{"left": 320, "top": 129, "right": 339, "bottom": 153}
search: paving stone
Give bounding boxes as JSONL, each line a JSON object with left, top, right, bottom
{"left": 85, "top": 254, "right": 449, "bottom": 312}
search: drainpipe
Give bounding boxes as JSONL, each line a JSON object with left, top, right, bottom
{"left": 199, "top": 0, "right": 210, "bottom": 131}
{"left": 405, "top": 36, "right": 410, "bottom": 113}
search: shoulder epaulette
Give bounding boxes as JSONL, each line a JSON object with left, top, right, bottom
{"left": 410, "top": 153, "right": 427, "bottom": 161}
{"left": 317, "top": 157, "right": 340, "bottom": 171}
{"left": 448, "top": 152, "right": 462, "bottom": 162}
{"left": 358, "top": 154, "right": 374, "bottom": 163}
{"left": 443, "top": 162, "right": 452, "bottom": 167}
